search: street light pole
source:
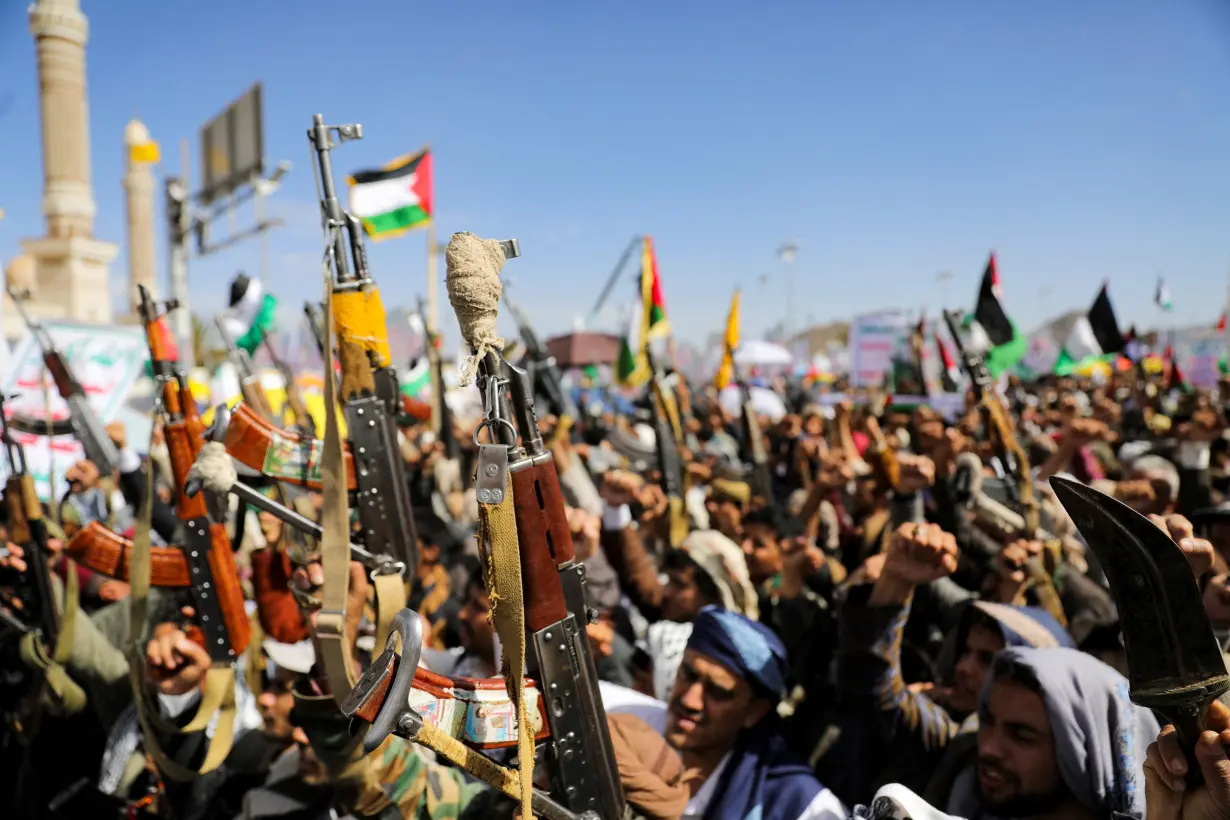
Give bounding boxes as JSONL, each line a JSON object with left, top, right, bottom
{"left": 778, "top": 241, "right": 799, "bottom": 339}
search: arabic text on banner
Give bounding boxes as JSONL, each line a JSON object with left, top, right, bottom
{"left": 1, "top": 322, "right": 148, "bottom": 502}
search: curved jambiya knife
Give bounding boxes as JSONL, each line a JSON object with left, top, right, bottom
{"left": 1050, "top": 476, "right": 1229, "bottom": 786}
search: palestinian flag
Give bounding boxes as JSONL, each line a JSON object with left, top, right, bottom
{"left": 400, "top": 357, "right": 433, "bottom": 399}
{"left": 1054, "top": 283, "right": 1125, "bottom": 374}
{"left": 347, "top": 148, "right": 433, "bottom": 241}
{"left": 640, "top": 237, "right": 670, "bottom": 339}
{"left": 965, "top": 252, "right": 1026, "bottom": 377}
{"left": 973, "top": 253, "right": 1013, "bottom": 346}
{"left": 222, "top": 272, "right": 277, "bottom": 357}
{"left": 935, "top": 330, "right": 960, "bottom": 392}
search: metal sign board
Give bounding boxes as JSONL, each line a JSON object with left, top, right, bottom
{"left": 199, "top": 83, "right": 264, "bottom": 206}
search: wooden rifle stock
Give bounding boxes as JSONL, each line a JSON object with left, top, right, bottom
{"left": 140, "top": 294, "right": 251, "bottom": 657}
{"left": 510, "top": 463, "right": 573, "bottom": 632}
{"left": 5, "top": 473, "right": 57, "bottom": 641}
{"left": 65, "top": 521, "right": 191, "bottom": 586}
{"left": 223, "top": 402, "right": 357, "bottom": 490}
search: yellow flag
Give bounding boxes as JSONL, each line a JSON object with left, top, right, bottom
{"left": 715, "top": 288, "right": 741, "bottom": 389}
{"left": 130, "top": 140, "right": 160, "bottom": 165}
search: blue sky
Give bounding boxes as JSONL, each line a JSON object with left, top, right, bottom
{"left": 2, "top": 0, "right": 1229, "bottom": 348}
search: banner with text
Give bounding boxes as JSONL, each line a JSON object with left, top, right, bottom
{"left": 849, "top": 311, "right": 912, "bottom": 388}
{"left": 0, "top": 321, "right": 149, "bottom": 501}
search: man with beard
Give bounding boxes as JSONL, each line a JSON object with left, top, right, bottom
{"left": 945, "top": 647, "right": 1157, "bottom": 820}
{"left": 654, "top": 606, "right": 846, "bottom": 820}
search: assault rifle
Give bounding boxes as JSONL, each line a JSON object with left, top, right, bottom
{"left": 305, "top": 114, "right": 417, "bottom": 568}
{"left": 502, "top": 290, "right": 580, "bottom": 442}
{"left": 262, "top": 337, "right": 316, "bottom": 436}
{"left": 345, "top": 235, "right": 624, "bottom": 820}
{"left": 942, "top": 309, "right": 1066, "bottom": 625}
{"left": 6, "top": 287, "right": 119, "bottom": 474}
{"left": 132, "top": 285, "right": 250, "bottom": 660}
{"left": 726, "top": 353, "right": 773, "bottom": 500}
{"left": 304, "top": 301, "right": 328, "bottom": 361}
{"left": 415, "top": 297, "right": 460, "bottom": 460}
{"left": 645, "top": 349, "right": 688, "bottom": 547}
{"left": 215, "top": 317, "right": 275, "bottom": 422}
{"left": 0, "top": 394, "right": 58, "bottom": 645}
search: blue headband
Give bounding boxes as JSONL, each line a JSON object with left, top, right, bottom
{"left": 686, "top": 606, "right": 788, "bottom": 699}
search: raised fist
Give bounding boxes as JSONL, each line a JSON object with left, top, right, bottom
{"left": 895, "top": 454, "right": 937, "bottom": 494}
{"left": 1149, "top": 513, "right": 1215, "bottom": 578}
{"left": 883, "top": 522, "right": 958, "bottom": 586}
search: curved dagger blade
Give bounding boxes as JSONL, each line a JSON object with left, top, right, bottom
{"left": 1049, "top": 476, "right": 1229, "bottom": 708}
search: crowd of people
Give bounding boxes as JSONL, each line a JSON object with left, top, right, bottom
{"left": 4, "top": 356, "right": 1230, "bottom": 820}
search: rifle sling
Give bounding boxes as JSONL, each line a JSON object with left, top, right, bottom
{"left": 17, "top": 561, "right": 85, "bottom": 717}
{"left": 475, "top": 460, "right": 534, "bottom": 820}
{"left": 127, "top": 440, "right": 237, "bottom": 780}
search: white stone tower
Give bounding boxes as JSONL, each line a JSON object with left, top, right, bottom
{"left": 19, "top": 0, "right": 117, "bottom": 325}
{"left": 123, "top": 119, "right": 157, "bottom": 312}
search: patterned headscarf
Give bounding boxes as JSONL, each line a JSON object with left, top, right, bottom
{"left": 679, "top": 530, "right": 759, "bottom": 621}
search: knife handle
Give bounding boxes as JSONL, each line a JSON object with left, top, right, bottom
{"left": 1160, "top": 701, "right": 1211, "bottom": 789}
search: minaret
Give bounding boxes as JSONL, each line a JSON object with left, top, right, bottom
{"left": 123, "top": 119, "right": 157, "bottom": 312}
{"left": 19, "top": 0, "right": 116, "bottom": 324}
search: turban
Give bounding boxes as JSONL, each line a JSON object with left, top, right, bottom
{"left": 686, "top": 606, "right": 787, "bottom": 700}
{"left": 678, "top": 530, "right": 759, "bottom": 620}
{"left": 708, "top": 478, "right": 751, "bottom": 506}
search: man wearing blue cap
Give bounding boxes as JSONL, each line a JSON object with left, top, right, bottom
{"left": 662, "top": 606, "right": 846, "bottom": 820}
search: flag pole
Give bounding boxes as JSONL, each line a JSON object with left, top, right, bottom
{"left": 426, "top": 219, "right": 438, "bottom": 334}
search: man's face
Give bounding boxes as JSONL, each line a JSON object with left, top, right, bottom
{"left": 741, "top": 522, "right": 782, "bottom": 585}
{"left": 977, "top": 679, "right": 1065, "bottom": 816}
{"left": 662, "top": 564, "right": 708, "bottom": 623}
{"left": 949, "top": 621, "right": 1005, "bottom": 716}
{"left": 706, "top": 497, "right": 743, "bottom": 540}
{"left": 665, "top": 649, "right": 769, "bottom": 757}
{"left": 257, "top": 666, "right": 298, "bottom": 742}
{"left": 458, "top": 581, "right": 495, "bottom": 663}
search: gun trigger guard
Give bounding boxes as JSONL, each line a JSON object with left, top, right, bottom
{"left": 475, "top": 444, "right": 509, "bottom": 506}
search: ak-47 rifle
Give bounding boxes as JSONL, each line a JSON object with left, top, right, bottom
{"left": 645, "top": 349, "right": 689, "bottom": 547}
{"left": 267, "top": 339, "right": 315, "bottom": 436}
{"left": 304, "top": 301, "right": 327, "bottom": 360}
{"left": 131, "top": 285, "right": 250, "bottom": 660}
{"left": 727, "top": 354, "right": 773, "bottom": 501}
{"left": 942, "top": 309, "right": 1065, "bottom": 625}
{"left": 502, "top": 289, "right": 580, "bottom": 444}
{"left": 415, "top": 297, "right": 460, "bottom": 460}
{"left": 306, "top": 114, "right": 417, "bottom": 570}
{"left": 0, "top": 394, "right": 58, "bottom": 646}
{"left": 344, "top": 234, "right": 624, "bottom": 820}
{"left": 215, "top": 317, "right": 276, "bottom": 422}
{"left": 6, "top": 287, "right": 119, "bottom": 474}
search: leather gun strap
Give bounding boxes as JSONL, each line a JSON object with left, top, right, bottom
{"left": 317, "top": 258, "right": 357, "bottom": 699}
{"left": 370, "top": 573, "right": 404, "bottom": 654}
{"left": 127, "top": 443, "right": 237, "bottom": 779}
{"left": 52, "top": 558, "right": 78, "bottom": 665}
{"left": 476, "top": 474, "right": 534, "bottom": 820}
